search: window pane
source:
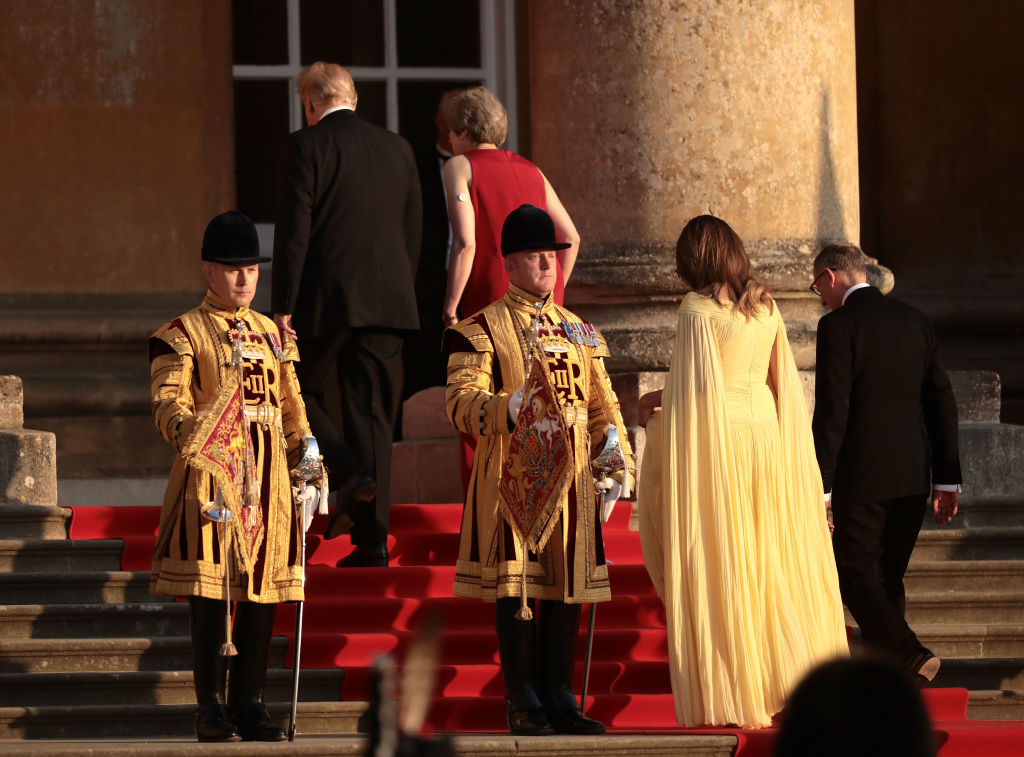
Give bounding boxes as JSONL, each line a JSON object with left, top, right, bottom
{"left": 354, "top": 80, "right": 387, "bottom": 130}
{"left": 233, "top": 80, "right": 290, "bottom": 223}
{"left": 398, "top": 79, "right": 481, "bottom": 155}
{"left": 232, "top": 0, "right": 288, "bottom": 65}
{"left": 396, "top": 0, "right": 481, "bottom": 68}
{"left": 300, "top": 0, "right": 384, "bottom": 66}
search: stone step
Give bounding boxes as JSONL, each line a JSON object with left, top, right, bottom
{"left": 911, "top": 527, "right": 1024, "bottom": 560}
{"left": 934, "top": 658, "right": 1024, "bottom": 692}
{"left": 0, "top": 669, "right": 344, "bottom": 708}
{"left": 904, "top": 560, "right": 1024, "bottom": 593}
{"left": 0, "top": 571, "right": 159, "bottom": 605}
{"left": 903, "top": 590, "right": 1024, "bottom": 625}
{"left": 0, "top": 701, "right": 367, "bottom": 741}
{"left": 0, "top": 506, "right": 68, "bottom": 540}
{"left": 0, "top": 604, "right": 187, "bottom": 639}
{"left": 846, "top": 590, "right": 1024, "bottom": 627}
{"left": 0, "top": 636, "right": 287, "bottom": 674}
{"left": 0, "top": 714, "right": 735, "bottom": 755}
{"left": 0, "top": 540, "right": 123, "bottom": 573}
{"left": 967, "top": 690, "right": 1024, "bottom": 721}
{"left": 915, "top": 624, "right": 1024, "bottom": 659}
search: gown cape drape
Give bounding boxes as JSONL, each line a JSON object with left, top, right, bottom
{"left": 639, "top": 293, "right": 848, "bottom": 728}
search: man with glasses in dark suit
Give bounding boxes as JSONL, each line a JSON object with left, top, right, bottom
{"left": 811, "top": 242, "right": 962, "bottom": 684}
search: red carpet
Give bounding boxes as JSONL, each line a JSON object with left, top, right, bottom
{"left": 69, "top": 502, "right": 1024, "bottom": 755}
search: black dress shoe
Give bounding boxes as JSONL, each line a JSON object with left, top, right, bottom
{"left": 232, "top": 700, "right": 286, "bottom": 742}
{"left": 543, "top": 690, "right": 606, "bottom": 735}
{"left": 196, "top": 702, "right": 241, "bottom": 742}
{"left": 338, "top": 544, "right": 389, "bottom": 568}
{"left": 324, "top": 475, "right": 377, "bottom": 540}
{"left": 506, "top": 694, "right": 555, "bottom": 736}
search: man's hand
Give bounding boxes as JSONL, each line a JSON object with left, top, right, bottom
{"left": 274, "top": 313, "right": 297, "bottom": 339}
{"left": 442, "top": 311, "right": 459, "bottom": 327}
{"left": 932, "top": 488, "right": 959, "bottom": 526}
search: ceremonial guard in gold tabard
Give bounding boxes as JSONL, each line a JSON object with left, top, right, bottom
{"left": 445, "top": 205, "right": 635, "bottom": 736}
{"left": 150, "top": 212, "right": 324, "bottom": 743}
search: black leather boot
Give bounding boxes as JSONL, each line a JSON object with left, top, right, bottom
{"left": 495, "top": 597, "right": 553, "bottom": 736}
{"left": 228, "top": 601, "right": 286, "bottom": 742}
{"left": 539, "top": 600, "right": 606, "bottom": 735}
{"left": 189, "top": 596, "right": 241, "bottom": 742}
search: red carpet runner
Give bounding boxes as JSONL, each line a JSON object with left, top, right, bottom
{"left": 69, "top": 503, "right": 1024, "bottom": 756}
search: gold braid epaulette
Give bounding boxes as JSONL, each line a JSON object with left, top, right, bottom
{"left": 151, "top": 320, "right": 194, "bottom": 357}
{"left": 449, "top": 316, "right": 494, "bottom": 354}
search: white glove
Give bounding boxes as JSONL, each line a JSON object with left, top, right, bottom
{"left": 595, "top": 477, "right": 622, "bottom": 523}
{"left": 508, "top": 386, "right": 525, "bottom": 425}
{"left": 293, "top": 484, "right": 320, "bottom": 533}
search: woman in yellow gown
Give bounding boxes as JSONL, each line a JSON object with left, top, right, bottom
{"left": 638, "top": 216, "right": 848, "bottom": 728}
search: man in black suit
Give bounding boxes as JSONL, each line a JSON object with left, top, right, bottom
{"left": 272, "top": 62, "right": 422, "bottom": 567}
{"left": 402, "top": 89, "right": 459, "bottom": 401}
{"left": 811, "top": 243, "right": 962, "bottom": 683}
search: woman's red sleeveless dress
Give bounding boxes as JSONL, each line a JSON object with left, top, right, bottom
{"left": 461, "top": 149, "right": 565, "bottom": 316}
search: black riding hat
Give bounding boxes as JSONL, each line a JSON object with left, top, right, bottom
{"left": 201, "top": 210, "right": 270, "bottom": 265}
{"left": 500, "top": 204, "right": 571, "bottom": 256}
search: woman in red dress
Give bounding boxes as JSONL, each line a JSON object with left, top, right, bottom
{"left": 441, "top": 86, "right": 580, "bottom": 325}
{"left": 440, "top": 86, "right": 581, "bottom": 491}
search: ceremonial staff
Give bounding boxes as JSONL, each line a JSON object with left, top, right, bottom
{"left": 583, "top": 424, "right": 630, "bottom": 712}
{"left": 288, "top": 437, "right": 328, "bottom": 741}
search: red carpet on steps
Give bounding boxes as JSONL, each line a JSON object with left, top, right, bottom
{"left": 69, "top": 502, "right": 1024, "bottom": 755}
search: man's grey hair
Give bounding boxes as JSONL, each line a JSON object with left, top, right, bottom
{"left": 814, "top": 242, "right": 867, "bottom": 276}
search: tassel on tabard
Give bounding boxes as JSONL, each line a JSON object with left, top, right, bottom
{"left": 515, "top": 571, "right": 533, "bottom": 621}
{"left": 219, "top": 641, "right": 238, "bottom": 657}
{"left": 514, "top": 605, "right": 533, "bottom": 621}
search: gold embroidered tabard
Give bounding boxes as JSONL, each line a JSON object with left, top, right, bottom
{"left": 149, "top": 290, "right": 312, "bottom": 603}
{"left": 444, "top": 283, "right": 635, "bottom": 604}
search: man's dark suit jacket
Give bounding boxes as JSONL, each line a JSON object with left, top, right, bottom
{"left": 272, "top": 109, "right": 423, "bottom": 337}
{"left": 401, "top": 147, "right": 450, "bottom": 398}
{"left": 812, "top": 286, "right": 962, "bottom": 506}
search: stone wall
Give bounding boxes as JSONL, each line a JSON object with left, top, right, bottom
{"left": 0, "top": 0, "right": 234, "bottom": 295}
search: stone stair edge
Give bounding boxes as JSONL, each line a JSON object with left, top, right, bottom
{"left": 0, "top": 603, "right": 185, "bottom": 618}
{"left": 0, "top": 729, "right": 739, "bottom": 757}
{"left": 0, "top": 539, "right": 124, "bottom": 551}
{"left": 0, "top": 571, "right": 149, "bottom": 582}
{"left": 905, "top": 559, "right": 1024, "bottom": 573}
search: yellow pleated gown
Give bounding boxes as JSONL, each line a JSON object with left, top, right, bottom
{"left": 639, "top": 293, "right": 848, "bottom": 728}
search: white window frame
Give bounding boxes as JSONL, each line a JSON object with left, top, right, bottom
{"left": 234, "top": 0, "right": 518, "bottom": 311}
{"left": 233, "top": 0, "right": 519, "bottom": 146}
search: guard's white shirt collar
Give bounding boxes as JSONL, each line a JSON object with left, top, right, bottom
{"left": 842, "top": 282, "right": 871, "bottom": 306}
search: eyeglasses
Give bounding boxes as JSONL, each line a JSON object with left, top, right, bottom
{"left": 809, "top": 268, "right": 832, "bottom": 296}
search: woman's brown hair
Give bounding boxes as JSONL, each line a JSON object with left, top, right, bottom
{"left": 675, "top": 215, "right": 774, "bottom": 320}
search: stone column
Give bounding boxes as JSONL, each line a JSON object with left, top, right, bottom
{"left": 528, "top": 0, "right": 889, "bottom": 389}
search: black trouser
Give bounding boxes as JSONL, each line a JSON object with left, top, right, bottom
{"left": 832, "top": 494, "right": 930, "bottom": 671}
{"left": 296, "top": 327, "right": 403, "bottom": 547}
